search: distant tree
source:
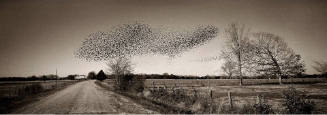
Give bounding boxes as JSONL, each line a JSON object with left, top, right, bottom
{"left": 252, "top": 32, "right": 305, "bottom": 84}
{"left": 67, "top": 75, "right": 76, "bottom": 80}
{"left": 163, "top": 72, "right": 169, "bottom": 76}
{"left": 46, "top": 74, "right": 58, "bottom": 80}
{"left": 28, "top": 75, "right": 38, "bottom": 81}
{"left": 41, "top": 75, "right": 47, "bottom": 81}
{"left": 87, "top": 71, "right": 96, "bottom": 79}
{"left": 96, "top": 70, "right": 107, "bottom": 81}
{"left": 222, "top": 23, "right": 253, "bottom": 85}
{"left": 312, "top": 61, "right": 327, "bottom": 76}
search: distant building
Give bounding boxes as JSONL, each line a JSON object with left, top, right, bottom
{"left": 75, "top": 75, "right": 86, "bottom": 79}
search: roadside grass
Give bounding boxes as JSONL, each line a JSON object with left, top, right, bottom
{"left": 97, "top": 80, "right": 276, "bottom": 114}
{"left": 0, "top": 80, "right": 81, "bottom": 113}
{"left": 95, "top": 80, "right": 193, "bottom": 114}
{"left": 145, "top": 78, "right": 327, "bottom": 87}
{"left": 97, "top": 78, "right": 325, "bottom": 114}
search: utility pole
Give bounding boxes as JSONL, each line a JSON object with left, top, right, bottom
{"left": 56, "top": 68, "right": 58, "bottom": 89}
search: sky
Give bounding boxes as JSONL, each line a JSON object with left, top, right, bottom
{"left": 0, "top": 0, "right": 326, "bottom": 77}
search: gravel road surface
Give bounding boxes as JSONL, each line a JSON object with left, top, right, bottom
{"left": 13, "top": 80, "right": 154, "bottom": 114}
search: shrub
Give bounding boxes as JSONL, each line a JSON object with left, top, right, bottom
{"left": 195, "top": 97, "right": 218, "bottom": 114}
{"left": 282, "top": 87, "right": 315, "bottom": 114}
{"left": 130, "top": 76, "right": 145, "bottom": 93}
{"left": 253, "top": 101, "right": 274, "bottom": 113}
{"left": 150, "top": 87, "right": 169, "bottom": 100}
{"left": 114, "top": 74, "right": 145, "bottom": 93}
{"left": 253, "top": 103, "right": 274, "bottom": 114}
{"left": 237, "top": 104, "right": 255, "bottom": 114}
{"left": 170, "top": 88, "right": 187, "bottom": 103}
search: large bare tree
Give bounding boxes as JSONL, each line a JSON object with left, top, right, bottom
{"left": 222, "top": 23, "right": 253, "bottom": 85}
{"left": 252, "top": 32, "right": 305, "bottom": 84}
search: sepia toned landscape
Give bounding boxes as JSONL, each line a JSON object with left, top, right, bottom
{"left": 1, "top": 0, "right": 327, "bottom": 114}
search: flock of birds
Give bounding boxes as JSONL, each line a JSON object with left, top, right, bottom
{"left": 75, "top": 22, "right": 218, "bottom": 61}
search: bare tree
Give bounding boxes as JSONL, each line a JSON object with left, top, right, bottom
{"left": 220, "top": 51, "right": 237, "bottom": 79}
{"left": 107, "top": 57, "right": 133, "bottom": 85}
{"left": 221, "top": 60, "right": 237, "bottom": 79}
{"left": 223, "top": 23, "right": 253, "bottom": 85}
{"left": 252, "top": 32, "right": 305, "bottom": 84}
{"left": 107, "top": 57, "right": 133, "bottom": 75}
{"left": 312, "top": 61, "right": 327, "bottom": 75}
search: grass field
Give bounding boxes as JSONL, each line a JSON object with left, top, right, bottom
{"left": 0, "top": 80, "right": 80, "bottom": 97}
{"left": 145, "top": 78, "right": 327, "bottom": 87}
{"left": 142, "top": 78, "right": 327, "bottom": 113}
{"left": 0, "top": 80, "right": 81, "bottom": 113}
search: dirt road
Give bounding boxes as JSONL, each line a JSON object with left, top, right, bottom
{"left": 13, "top": 80, "right": 155, "bottom": 114}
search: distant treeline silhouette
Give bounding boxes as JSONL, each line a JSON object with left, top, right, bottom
{"left": 107, "top": 73, "right": 326, "bottom": 80}
{"left": 0, "top": 73, "right": 325, "bottom": 81}
{"left": 0, "top": 74, "right": 79, "bottom": 81}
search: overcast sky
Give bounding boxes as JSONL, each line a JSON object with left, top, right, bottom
{"left": 0, "top": 0, "right": 326, "bottom": 77}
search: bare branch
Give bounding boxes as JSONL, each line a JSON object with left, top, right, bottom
{"left": 312, "top": 61, "right": 327, "bottom": 74}
{"left": 252, "top": 32, "right": 305, "bottom": 77}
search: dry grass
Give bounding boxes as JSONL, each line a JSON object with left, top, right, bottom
{"left": 96, "top": 80, "right": 193, "bottom": 114}
{"left": 96, "top": 78, "right": 327, "bottom": 113}
{"left": 145, "top": 78, "right": 327, "bottom": 87}
{"left": 144, "top": 78, "right": 327, "bottom": 113}
{"left": 0, "top": 80, "right": 80, "bottom": 113}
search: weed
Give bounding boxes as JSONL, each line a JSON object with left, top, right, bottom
{"left": 282, "top": 87, "right": 315, "bottom": 114}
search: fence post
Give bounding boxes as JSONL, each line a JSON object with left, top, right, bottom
{"left": 152, "top": 81, "right": 155, "bottom": 89}
{"left": 228, "top": 91, "right": 233, "bottom": 109}
{"left": 210, "top": 90, "right": 214, "bottom": 114}
{"left": 193, "top": 86, "right": 197, "bottom": 98}
{"left": 164, "top": 83, "right": 167, "bottom": 90}
{"left": 208, "top": 89, "right": 213, "bottom": 114}
{"left": 256, "top": 95, "right": 261, "bottom": 104}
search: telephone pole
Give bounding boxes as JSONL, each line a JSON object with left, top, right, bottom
{"left": 56, "top": 68, "right": 58, "bottom": 89}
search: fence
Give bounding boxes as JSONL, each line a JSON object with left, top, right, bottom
{"left": 144, "top": 78, "right": 326, "bottom": 113}
{"left": 145, "top": 78, "right": 327, "bottom": 87}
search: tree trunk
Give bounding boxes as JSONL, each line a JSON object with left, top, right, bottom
{"left": 279, "top": 75, "right": 282, "bottom": 85}
{"left": 267, "top": 49, "right": 282, "bottom": 85}
{"left": 238, "top": 53, "right": 243, "bottom": 86}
